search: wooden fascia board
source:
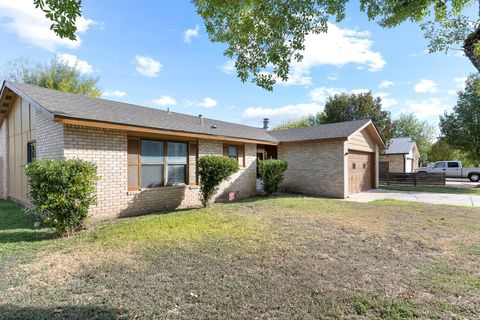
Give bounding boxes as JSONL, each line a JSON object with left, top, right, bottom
{"left": 53, "top": 116, "right": 279, "bottom": 145}
{"left": 1, "top": 82, "right": 55, "bottom": 120}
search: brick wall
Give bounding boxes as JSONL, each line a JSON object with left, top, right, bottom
{"left": 61, "top": 127, "right": 257, "bottom": 220}
{"left": 379, "top": 154, "right": 404, "bottom": 173}
{"left": 278, "top": 140, "right": 347, "bottom": 198}
{"left": 0, "top": 120, "right": 7, "bottom": 199}
{"left": 36, "top": 110, "right": 64, "bottom": 160}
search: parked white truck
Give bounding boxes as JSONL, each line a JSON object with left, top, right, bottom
{"left": 417, "top": 161, "right": 480, "bottom": 182}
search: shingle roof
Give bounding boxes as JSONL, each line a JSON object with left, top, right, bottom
{"left": 3, "top": 81, "right": 376, "bottom": 144}
{"left": 384, "top": 137, "right": 415, "bottom": 154}
{"left": 268, "top": 119, "right": 372, "bottom": 142}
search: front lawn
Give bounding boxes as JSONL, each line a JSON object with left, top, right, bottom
{"left": 381, "top": 184, "right": 480, "bottom": 195}
{"left": 1, "top": 197, "right": 480, "bottom": 319}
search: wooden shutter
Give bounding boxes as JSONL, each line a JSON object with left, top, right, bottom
{"left": 128, "top": 138, "right": 140, "bottom": 190}
{"left": 238, "top": 144, "right": 245, "bottom": 167}
{"left": 188, "top": 142, "right": 197, "bottom": 185}
{"left": 223, "top": 144, "right": 229, "bottom": 157}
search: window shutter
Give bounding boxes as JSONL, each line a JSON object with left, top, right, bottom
{"left": 128, "top": 138, "right": 140, "bottom": 190}
{"left": 238, "top": 144, "right": 245, "bottom": 167}
{"left": 223, "top": 144, "right": 229, "bottom": 157}
{"left": 188, "top": 142, "right": 197, "bottom": 185}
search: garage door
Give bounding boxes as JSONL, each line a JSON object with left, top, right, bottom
{"left": 348, "top": 151, "right": 374, "bottom": 194}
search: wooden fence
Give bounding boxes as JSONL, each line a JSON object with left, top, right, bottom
{"left": 380, "top": 172, "right": 446, "bottom": 186}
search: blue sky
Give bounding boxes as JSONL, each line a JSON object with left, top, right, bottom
{"left": 0, "top": 1, "right": 476, "bottom": 132}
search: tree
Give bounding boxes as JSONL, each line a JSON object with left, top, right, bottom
{"left": 272, "top": 118, "right": 310, "bottom": 130}
{"left": 198, "top": 155, "right": 239, "bottom": 207}
{"left": 321, "top": 92, "right": 394, "bottom": 143}
{"left": 393, "top": 114, "right": 436, "bottom": 164}
{"left": 440, "top": 74, "right": 480, "bottom": 164}
{"left": 3, "top": 57, "right": 102, "bottom": 98}
{"left": 428, "top": 139, "right": 475, "bottom": 167}
{"left": 30, "top": 1, "right": 480, "bottom": 90}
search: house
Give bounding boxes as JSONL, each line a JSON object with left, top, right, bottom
{"left": 379, "top": 137, "right": 420, "bottom": 173}
{"left": 0, "top": 81, "right": 384, "bottom": 220}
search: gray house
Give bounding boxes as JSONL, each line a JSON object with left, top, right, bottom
{"left": 0, "top": 81, "right": 384, "bottom": 220}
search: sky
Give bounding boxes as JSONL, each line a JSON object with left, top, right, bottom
{"left": 0, "top": 0, "right": 476, "bottom": 133}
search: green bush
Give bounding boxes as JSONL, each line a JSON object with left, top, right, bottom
{"left": 25, "top": 159, "right": 99, "bottom": 236}
{"left": 259, "top": 159, "right": 288, "bottom": 195}
{"left": 198, "top": 155, "right": 239, "bottom": 207}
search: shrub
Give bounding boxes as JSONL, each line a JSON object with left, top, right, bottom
{"left": 25, "top": 159, "right": 99, "bottom": 236}
{"left": 259, "top": 159, "right": 288, "bottom": 195}
{"left": 198, "top": 155, "right": 239, "bottom": 207}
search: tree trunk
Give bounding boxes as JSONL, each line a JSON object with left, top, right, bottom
{"left": 463, "top": 27, "right": 480, "bottom": 72}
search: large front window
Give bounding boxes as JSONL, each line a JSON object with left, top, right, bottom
{"left": 128, "top": 138, "right": 188, "bottom": 190}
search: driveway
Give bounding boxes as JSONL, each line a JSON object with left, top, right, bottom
{"left": 347, "top": 188, "right": 480, "bottom": 207}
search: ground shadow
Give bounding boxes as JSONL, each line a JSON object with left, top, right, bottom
{"left": 0, "top": 305, "right": 123, "bottom": 320}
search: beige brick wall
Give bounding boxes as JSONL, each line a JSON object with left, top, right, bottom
{"left": 62, "top": 127, "right": 257, "bottom": 220}
{"left": 379, "top": 154, "right": 404, "bottom": 173}
{"left": 278, "top": 140, "right": 347, "bottom": 198}
{"left": 0, "top": 120, "right": 7, "bottom": 199}
{"left": 36, "top": 109, "right": 64, "bottom": 160}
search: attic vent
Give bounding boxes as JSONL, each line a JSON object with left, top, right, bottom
{"left": 210, "top": 125, "right": 218, "bottom": 129}
{"left": 2, "top": 103, "right": 8, "bottom": 107}
{"left": 5, "top": 95, "right": 12, "bottom": 100}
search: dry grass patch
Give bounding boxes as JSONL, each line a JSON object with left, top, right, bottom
{"left": 0, "top": 197, "right": 479, "bottom": 319}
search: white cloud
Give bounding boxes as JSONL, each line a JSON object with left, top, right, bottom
{"left": 57, "top": 53, "right": 93, "bottom": 74}
{"left": 414, "top": 79, "right": 439, "bottom": 93}
{"left": 326, "top": 73, "right": 338, "bottom": 81}
{"left": 0, "top": 0, "right": 95, "bottom": 51}
{"left": 135, "top": 55, "right": 162, "bottom": 77}
{"left": 308, "top": 86, "right": 371, "bottom": 104}
{"left": 400, "top": 98, "right": 449, "bottom": 119}
{"left": 184, "top": 25, "right": 199, "bottom": 43}
{"left": 376, "top": 92, "right": 398, "bottom": 108}
{"left": 221, "top": 60, "right": 235, "bottom": 74}
{"left": 454, "top": 76, "right": 467, "bottom": 87}
{"left": 242, "top": 103, "right": 324, "bottom": 121}
{"left": 379, "top": 80, "right": 394, "bottom": 89}
{"left": 281, "top": 23, "right": 385, "bottom": 86}
{"left": 153, "top": 95, "right": 176, "bottom": 106}
{"left": 197, "top": 97, "right": 217, "bottom": 108}
{"left": 102, "top": 90, "right": 126, "bottom": 98}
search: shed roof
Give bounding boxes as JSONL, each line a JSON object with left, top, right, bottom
{"left": 384, "top": 137, "right": 416, "bottom": 154}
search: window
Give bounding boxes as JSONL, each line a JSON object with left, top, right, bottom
{"left": 27, "top": 141, "right": 36, "bottom": 163}
{"left": 363, "top": 163, "right": 366, "bottom": 169}
{"left": 352, "top": 163, "right": 356, "bottom": 169}
{"left": 223, "top": 144, "right": 245, "bottom": 167}
{"left": 448, "top": 162, "right": 459, "bottom": 168}
{"left": 434, "top": 162, "right": 446, "bottom": 168}
{"left": 128, "top": 138, "right": 188, "bottom": 190}
{"left": 228, "top": 146, "right": 238, "bottom": 160}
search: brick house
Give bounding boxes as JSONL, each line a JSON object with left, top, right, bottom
{"left": 0, "top": 81, "right": 384, "bottom": 220}
{"left": 379, "top": 137, "right": 420, "bottom": 173}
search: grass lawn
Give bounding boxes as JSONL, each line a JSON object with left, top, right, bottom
{"left": 381, "top": 184, "right": 480, "bottom": 195}
{"left": 1, "top": 197, "right": 480, "bottom": 319}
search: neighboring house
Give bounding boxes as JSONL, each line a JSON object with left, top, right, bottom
{"left": 0, "top": 81, "right": 384, "bottom": 220}
{"left": 380, "top": 137, "right": 420, "bottom": 173}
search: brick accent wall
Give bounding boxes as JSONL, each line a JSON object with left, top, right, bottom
{"left": 379, "top": 154, "right": 404, "bottom": 173}
{"left": 278, "top": 140, "right": 347, "bottom": 198}
{"left": 0, "top": 120, "right": 7, "bottom": 199}
{"left": 61, "top": 127, "right": 257, "bottom": 220}
{"left": 36, "top": 109, "right": 64, "bottom": 160}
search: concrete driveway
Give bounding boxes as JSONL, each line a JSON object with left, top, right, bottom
{"left": 347, "top": 189, "right": 480, "bottom": 207}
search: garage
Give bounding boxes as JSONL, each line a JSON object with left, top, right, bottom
{"left": 348, "top": 150, "right": 374, "bottom": 194}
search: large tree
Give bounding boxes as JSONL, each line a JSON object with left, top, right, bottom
{"left": 428, "top": 139, "right": 475, "bottom": 166}
{"left": 33, "top": 0, "right": 480, "bottom": 90}
{"left": 3, "top": 57, "right": 102, "bottom": 98}
{"left": 393, "top": 114, "right": 436, "bottom": 164}
{"left": 321, "top": 92, "right": 393, "bottom": 143}
{"left": 440, "top": 74, "right": 480, "bottom": 164}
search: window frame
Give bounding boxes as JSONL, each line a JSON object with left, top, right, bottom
{"left": 128, "top": 137, "right": 190, "bottom": 191}
{"left": 223, "top": 143, "right": 245, "bottom": 167}
{"left": 27, "top": 140, "right": 36, "bottom": 163}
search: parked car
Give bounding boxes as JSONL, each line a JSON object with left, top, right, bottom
{"left": 417, "top": 161, "right": 480, "bottom": 182}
